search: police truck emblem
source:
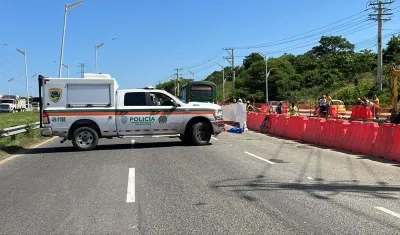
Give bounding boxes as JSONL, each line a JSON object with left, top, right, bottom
{"left": 48, "top": 88, "right": 62, "bottom": 103}
{"left": 158, "top": 116, "right": 167, "bottom": 124}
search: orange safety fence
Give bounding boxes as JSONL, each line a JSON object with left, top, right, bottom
{"left": 350, "top": 105, "right": 373, "bottom": 119}
{"left": 246, "top": 111, "right": 400, "bottom": 164}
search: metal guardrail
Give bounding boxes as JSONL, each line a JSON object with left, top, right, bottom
{"left": 0, "top": 122, "right": 40, "bottom": 140}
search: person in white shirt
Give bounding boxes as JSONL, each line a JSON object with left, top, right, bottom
{"left": 318, "top": 95, "right": 327, "bottom": 117}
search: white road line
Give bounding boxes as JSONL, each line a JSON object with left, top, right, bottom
{"left": 375, "top": 207, "right": 400, "bottom": 219}
{"left": 126, "top": 168, "right": 136, "bottom": 203}
{"left": 211, "top": 137, "right": 218, "bottom": 140}
{"left": 244, "top": 151, "right": 276, "bottom": 164}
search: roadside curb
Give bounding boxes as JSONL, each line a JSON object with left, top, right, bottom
{"left": 0, "top": 137, "right": 57, "bottom": 165}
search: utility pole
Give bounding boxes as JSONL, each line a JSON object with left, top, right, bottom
{"left": 223, "top": 48, "right": 235, "bottom": 96}
{"left": 217, "top": 63, "right": 226, "bottom": 102}
{"left": 78, "top": 63, "right": 87, "bottom": 78}
{"left": 174, "top": 68, "right": 183, "bottom": 96}
{"left": 368, "top": 0, "right": 394, "bottom": 91}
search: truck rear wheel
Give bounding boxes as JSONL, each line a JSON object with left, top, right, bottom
{"left": 72, "top": 127, "right": 99, "bottom": 151}
{"left": 179, "top": 134, "right": 190, "bottom": 144}
{"left": 190, "top": 122, "right": 211, "bottom": 146}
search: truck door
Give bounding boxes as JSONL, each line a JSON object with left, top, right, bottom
{"left": 116, "top": 91, "right": 153, "bottom": 136}
{"left": 148, "top": 91, "right": 184, "bottom": 134}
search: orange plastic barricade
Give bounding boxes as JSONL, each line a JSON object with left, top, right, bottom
{"left": 371, "top": 123, "right": 396, "bottom": 160}
{"left": 330, "top": 105, "right": 338, "bottom": 118}
{"left": 359, "top": 122, "right": 379, "bottom": 156}
{"left": 341, "top": 121, "right": 363, "bottom": 151}
{"left": 302, "top": 118, "right": 324, "bottom": 144}
{"left": 268, "top": 114, "right": 279, "bottom": 135}
{"left": 284, "top": 116, "right": 298, "bottom": 139}
{"left": 274, "top": 115, "right": 289, "bottom": 137}
{"left": 319, "top": 119, "right": 336, "bottom": 147}
{"left": 330, "top": 119, "right": 350, "bottom": 149}
{"left": 388, "top": 125, "right": 400, "bottom": 162}
{"left": 246, "top": 112, "right": 265, "bottom": 131}
{"left": 295, "top": 116, "right": 308, "bottom": 140}
{"left": 246, "top": 112, "right": 254, "bottom": 130}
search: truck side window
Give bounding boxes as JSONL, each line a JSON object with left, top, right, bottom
{"left": 150, "top": 92, "right": 174, "bottom": 106}
{"left": 124, "top": 92, "right": 147, "bottom": 106}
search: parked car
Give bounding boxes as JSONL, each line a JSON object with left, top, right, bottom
{"left": 331, "top": 100, "right": 346, "bottom": 115}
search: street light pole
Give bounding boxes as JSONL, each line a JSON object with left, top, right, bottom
{"left": 257, "top": 52, "right": 270, "bottom": 103}
{"left": 58, "top": 0, "right": 83, "bottom": 78}
{"left": 217, "top": 63, "right": 226, "bottom": 102}
{"left": 16, "top": 48, "right": 29, "bottom": 108}
{"left": 2, "top": 44, "right": 30, "bottom": 106}
{"left": 8, "top": 78, "right": 14, "bottom": 95}
{"left": 62, "top": 64, "right": 69, "bottom": 77}
{"left": 95, "top": 37, "right": 117, "bottom": 73}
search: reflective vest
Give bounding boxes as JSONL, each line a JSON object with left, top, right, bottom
{"left": 289, "top": 106, "right": 298, "bottom": 115}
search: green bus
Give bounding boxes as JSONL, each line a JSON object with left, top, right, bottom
{"left": 178, "top": 81, "right": 218, "bottom": 103}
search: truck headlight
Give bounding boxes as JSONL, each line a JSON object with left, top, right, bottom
{"left": 214, "top": 109, "right": 223, "bottom": 119}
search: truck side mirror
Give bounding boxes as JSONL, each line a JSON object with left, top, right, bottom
{"left": 172, "top": 99, "right": 180, "bottom": 106}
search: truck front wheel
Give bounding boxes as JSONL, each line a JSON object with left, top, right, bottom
{"left": 72, "top": 126, "right": 99, "bottom": 151}
{"left": 190, "top": 122, "right": 211, "bottom": 146}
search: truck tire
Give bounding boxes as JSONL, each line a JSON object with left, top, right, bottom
{"left": 72, "top": 126, "right": 99, "bottom": 151}
{"left": 179, "top": 134, "right": 190, "bottom": 144}
{"left": 190, "top": 122, "right": 211, "bottom": 146}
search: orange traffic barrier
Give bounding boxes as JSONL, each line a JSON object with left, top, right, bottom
{"left": 319, "top": 119, "right": 336, "bottom": 147}
{"left": 274, "top": 115, "right": 289, "bottom": 137}
{"left": 371, "top": 123, "right": 396, "bottom": 160}
{"left": 359, "top": 122, "right": 379, "bottom": 156}
{"left": 350, "top": 105, "right": 373, "bottom": 119}
{"left": 330, "top": 119, "right": 350, "bottom": 149}
{"left": 302, "top": 118, "right": 324, "bottom": 144}
{"left": 330, "top": 105, "right": 338, "bottom": 118}
{"left": 246, "top": 110, "right": 400, "bottom": 165}
{"left": 268, "top": 114, "right": 279, "bottom": 134}
{"left": 388, "top": 125, "right": 400, "bottom": 161}
{"left": 341, "top": 121, "right": 363, "bottom": 152}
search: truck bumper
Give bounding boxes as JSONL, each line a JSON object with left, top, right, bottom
{"left": 40, "top": 127, "right": 53, "bottom": 137}
{"left": 211, "top": 119, "right": 224, "bottom": 136}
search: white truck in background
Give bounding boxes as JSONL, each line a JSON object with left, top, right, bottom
{"left": 38, "top": 73, "right": 224, "bottom": 151}
{"left": 0, "top": 95, "right": 26, "bottom": 113}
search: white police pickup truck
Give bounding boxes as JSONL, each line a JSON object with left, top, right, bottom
{"left": 38, "top": 73, "right": 224, "bottom": 151}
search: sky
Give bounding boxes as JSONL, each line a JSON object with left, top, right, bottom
{"left": 1, "top": 0, "right": 400, "bottom": 97}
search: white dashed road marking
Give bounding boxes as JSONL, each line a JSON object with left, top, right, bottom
{"left": 375, "top": 207, "right": 400, "bottom": 219}
{"left": 211, "top": 137, "right": 218, "bottom": 140}
{"left": 126, "top": 168, "right": 136, "bottom": 203}
{"left": 244, "top": 151, "right": 276, "bottom": 164}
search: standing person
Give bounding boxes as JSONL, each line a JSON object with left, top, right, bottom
{"left": 289, "top": 102, "right": 299, "bottom": 116}
{"left": 318, "top": 95, "right": 327, "bottom": 117}
{"left": 276, "top": 101, "right": 283, "bottom": 114}
{"left": 326, "top": 93, "right": 332, "bottom": 117}
{"left": 372, "top": 95, "right": 380, "bottom": 119}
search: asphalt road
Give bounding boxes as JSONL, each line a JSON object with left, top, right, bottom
{"left": 1, "top": 131, "right": 400, "bottom": 234}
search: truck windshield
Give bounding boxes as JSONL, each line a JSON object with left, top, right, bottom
{"left": 0, "top": 100, "right": 14, "bottom": 104}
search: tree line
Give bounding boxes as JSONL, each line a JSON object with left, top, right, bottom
{"left": 156, "top": 35, "right": 400, "bottom": 106}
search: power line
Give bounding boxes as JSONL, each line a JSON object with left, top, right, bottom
{"left": 232, "top": 9, "right": 371, "bottom": 49}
